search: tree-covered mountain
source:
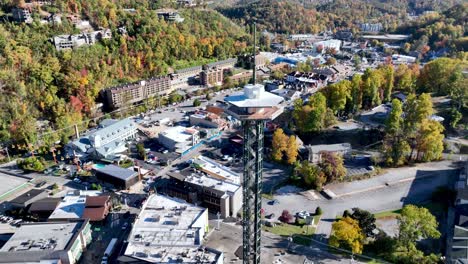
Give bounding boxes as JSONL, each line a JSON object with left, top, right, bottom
{"left": 396, "top": 3, "right": 467, "bottom": 53}
{"left": 218, "top": 0, "right": 465, "bottom": 34}
{"left": 0, "top": 0, "right": 248, "bottom": 147}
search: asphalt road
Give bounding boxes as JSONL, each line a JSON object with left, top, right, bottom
{"left": 262, "top": 161, "right": 459, "bottom": 239}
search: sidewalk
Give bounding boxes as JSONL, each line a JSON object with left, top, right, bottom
{"left": 324, "top": 160, "right": 456, "bottom": 198}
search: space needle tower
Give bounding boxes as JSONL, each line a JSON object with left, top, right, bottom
{"left": 224, "top": 23, "right": 284, "bottom": 264}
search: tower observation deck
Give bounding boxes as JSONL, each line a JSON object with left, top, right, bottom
{"left": 224, "top": 39, "right": 284, "bottom": 263}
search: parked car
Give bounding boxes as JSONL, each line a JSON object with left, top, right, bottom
{"left": 268, "top": 199, "right": 279, "bottom": 206}
{"left": 266, "top": 213, "right": 275, "bottom": 219}
{"left": 73, "top": 178, "right": 81, "bottom": 184}
{"left": 296, "top": 210, "right": 310, "bottom": 219}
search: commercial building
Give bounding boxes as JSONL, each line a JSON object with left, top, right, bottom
{"left": 28, "top": 198, "right": 62, "bottom": 221}
{"left": 118, "top": 194, "right": 223, "bottom": 264}
{"left": 314, "top": 39, "right": 342, "bottom": 54}
{"left": 360, "top": 23, "right": 383, "bottom": 32}
{"left": 0, "top": 220, "right": 92, "bottom": 264}
{"left": 200, "top": 67, "right": 223, "bottom": 87}
{"left": 361, "top": 34, "right": 410, "bottom": 43}
{"left": 391, "top": 54, "right": 417, "bottom": 64}
{"left": 48, "top": 190, "right": 110, "bottom": 221}
{"left": 449, "top": 162, "right": 468, "bottom": 262}
{"left": 104, "top": 76, "right": 172, "bottom": 109}
{"left": 306, "top": 143, "right": 351, "bottom": 163}
{"left": 166, "top": 164, "right": 242, "bottom": 218}
{"left": 51, "top": 29, "right": 112, "bottom": 51}
{"left": 189, "top": 111, "right": 227, "bottom": 130}
{"left": 158, "top": 126, "right": 200, "bottom": 154}
{"left": 12, "top": 8, "right": 32, "bottom": 23}
{"left": 8, "top": 189, "right": 48, "bottom": 208}
{"left": 66, "top": 118, "right": 137, "bottom": 160}
{"left": 207, "top": 58, "right": 237, "bottom": 70}
{"left": 93, "top": 164, "right": 140, "bottom": 189}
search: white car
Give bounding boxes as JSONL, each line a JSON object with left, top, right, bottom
{"left": 297, "top": 210, "right": 310, "bottom": 219}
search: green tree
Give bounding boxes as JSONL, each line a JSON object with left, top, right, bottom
{"left": 351, "top": 208, "right": 377, "bottom": 238}
{"left": 381, "top": 65, "right": 394, "bottom": 102}
{"left": 136, "top": 143, "right": 147, "bottom": 160}
{"left": 449, "top": 66, "right": 468, "bottom": 110}
{"left": 329, "top": 217, "right": 365, "bottom": 254}
{"left": 418, "top": 57, "right": 460, "bottom": 95}
{"left": 397, "top": 205, "right": 441, "bottom": 247}
{"left": 385, "top": 99, "right": 404, "bottom": 135}
{"left": 449, "top": 107, "right": 462, "bottom": 129}
{"left": 349, "top": 74, "right": 362, "bottom": 113}
{"left": 293, "top": 93, "right": 327, "bottom": 133}
{"left": 193, "top": 99, "right": 201, "bottom": 107}
{"left": 323, "top": 80, "right": 351, "bottom": 115}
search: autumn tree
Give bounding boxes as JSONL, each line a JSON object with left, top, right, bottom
{"left": 329, "top": 217, "right": 365, "bottom": 254}
{"left": 285, "top": 135, "right": 299, "bottom": 164}
{"left": 294, "top": 161, "right": 326, "bottom": 190}
{"left": 318, "top": 151, "right": 347, "bottom": 182}
{"left": 271, "top": 128, "right": 288, "bottom": 162}
{"left": 415, "top": 119, "right": 444, "bottom": 161}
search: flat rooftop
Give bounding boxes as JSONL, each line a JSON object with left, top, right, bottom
{"left": 186, "top": 173, "right": 240, "bottom": 194}
{"left": 192, "top": 155, "right": 240, "bottom": 185}
{"left": 225, "top": 84, "right": 284, "bottom": 108}
{"left": 308, "top": 143, "right": 351, "bottom": 153}
{"left": 93, "top": 164, "right": 138, "bottom": 181}
{"left": 9, "top": 188, "right": 45, "bottom": 205}
{"left": 124, "top": 195, "right": 221, "bottom": 263}
{"left": 49, "top": 191, "right": 101, "bottom": 220}
{"left": 0, "top": 222, "right": 80, "bottom": 252}
{"left": 159, "top": 126, "right": 198, "bottom": 143}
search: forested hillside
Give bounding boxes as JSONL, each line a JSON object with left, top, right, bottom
{"left": 396, "top": 3, "right": 467, "bottom": 53}
{"left": 219, "top": 0, "right": 464, "bottom": 34}
{"left": 0, "top": 0, "right": 248, "bottom": 146}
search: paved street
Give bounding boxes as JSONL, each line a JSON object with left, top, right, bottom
{"left": 205, "top": 221, "right": 363, "bottom": 264}
{"left": 262, "top": 160, "right": 459, "bottom": 239}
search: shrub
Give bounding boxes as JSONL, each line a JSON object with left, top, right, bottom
{"left": 343, "top": 210, "right": 350, "bottom": 218}
{"left": 279, "top": 210, "right": 294, "bottom": 223}
{"left": 17, "top": 157, "right": 45, "bottom": 172}
{"left": 315, "top": 207, "right": 323, "bottom": 215}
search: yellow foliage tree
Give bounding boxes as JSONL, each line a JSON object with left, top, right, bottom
{"left": 285, "top": 135, "right": 299, "bottom": 164}
{"left": 329, "top": 217, "right": 365, "bottom": 254}
{"left": 271, "top": 128, "right": 288, "bottom": 162}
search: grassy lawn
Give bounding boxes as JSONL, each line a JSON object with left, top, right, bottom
{"left": 373, "top": 209, "right": 402, "bottom": 219}
{"left": 263, "top": 215, "right": 321, "bottom": 246}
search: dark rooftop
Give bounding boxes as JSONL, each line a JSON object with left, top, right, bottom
{"left": 9, "top": 189, "right": 46, "bottom": 205}
{"left": 28, "top": 198, "right": 61, "bottom": 212}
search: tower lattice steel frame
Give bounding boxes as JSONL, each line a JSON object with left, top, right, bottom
{"left": 224, "top": 22, "right": 283, "bottom": 264}
{"left": 242, "top": 118, "right": 264, "bottom": 264}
